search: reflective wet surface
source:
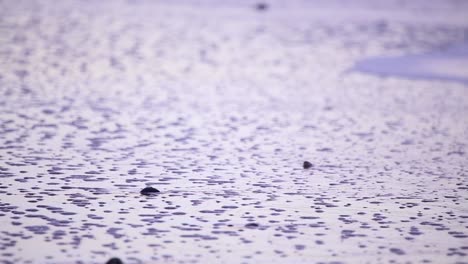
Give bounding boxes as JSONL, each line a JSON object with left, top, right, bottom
{"left": 353, "top": 43, "right": 468, "bottom": 84}
{"left": 1, "top": 1, "right": 468, "bottom": 263}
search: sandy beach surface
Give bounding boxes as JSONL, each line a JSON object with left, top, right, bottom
{"left": 1, "top": 1, "right": 468, "bottom": 263}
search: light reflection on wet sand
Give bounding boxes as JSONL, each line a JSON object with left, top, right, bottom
{"left": 1, "top": 0, "right": 468, "bottom": 263}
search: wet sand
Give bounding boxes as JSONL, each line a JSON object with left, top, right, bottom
{"left": 1, "top": 1, "right": 468, "bottom": 263}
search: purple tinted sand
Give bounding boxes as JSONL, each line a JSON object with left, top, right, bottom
{"left": 0, "top": 0, "right": 468, "bottom": 263}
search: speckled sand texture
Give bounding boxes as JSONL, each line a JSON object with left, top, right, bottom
{"left": 1, "top": 1, "right": 468, "bottom": 263}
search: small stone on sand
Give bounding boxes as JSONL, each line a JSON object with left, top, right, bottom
{"left": 106, "top": 257, "right": 123, "bottom": 264}
{"left": 303, "top": 161, "right": 313, "bottom": 169}
{"left": 140, "top": 187, "right": 160, "bottom": 195}
{"left": 255, "top": 2, "right": 268, "bottom": 11}
{"left": 245, "top": 223, "right": 260, "bottom": 228}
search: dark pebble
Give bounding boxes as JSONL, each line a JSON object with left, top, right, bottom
{"left": 140, "top": 187, "right": 160, "bottom": 195}
{"left": 255, "top": 2, "right": 268, "bottom": 11}
{"left": 106, "top": 257, "right": 123, "bottom": 264}
{"left": 303, "top": 161, "right": 313, "bottom": 169}
{"left": 245, "top": 223, "right": 260, "bottom": 228}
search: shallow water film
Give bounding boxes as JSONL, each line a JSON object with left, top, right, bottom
{"left": 1, "top": 1, "right": 468, "bottom": 263}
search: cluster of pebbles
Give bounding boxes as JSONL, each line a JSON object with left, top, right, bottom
{"left": 1, "top": 0, "right": 468, "bottom": 263}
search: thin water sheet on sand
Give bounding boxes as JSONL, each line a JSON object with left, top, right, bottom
{"left": 0, "top": 0, "right": 468, "bottom": 263}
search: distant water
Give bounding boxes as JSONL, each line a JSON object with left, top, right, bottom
{"left": 352, "top": 43, "right": 468, "bottom": 84}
